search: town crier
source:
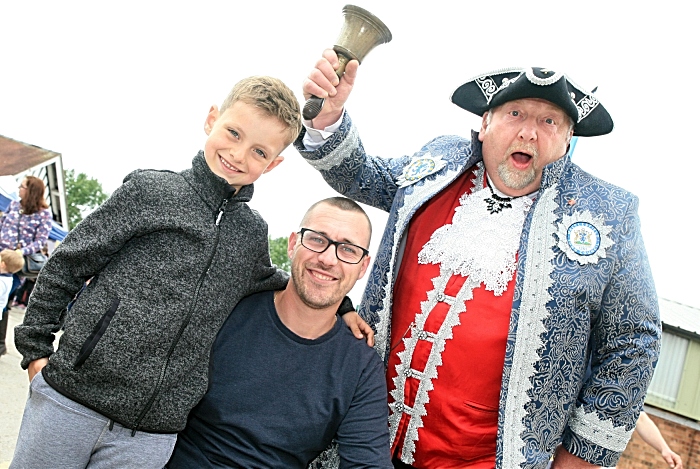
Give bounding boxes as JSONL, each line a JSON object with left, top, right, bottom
{"left": 297, "top": 53, "right": 661, "bottom": 469}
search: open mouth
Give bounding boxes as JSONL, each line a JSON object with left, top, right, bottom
{"left": 510, "top": 151, "right": 533, "bottom": 169}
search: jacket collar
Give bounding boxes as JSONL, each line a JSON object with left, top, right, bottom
{"left": 187, "top": 151, "right": 255, "bottom": 209}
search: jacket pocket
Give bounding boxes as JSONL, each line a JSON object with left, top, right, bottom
{"left": 74, "top": 297, "right": 120, "bottom": 369}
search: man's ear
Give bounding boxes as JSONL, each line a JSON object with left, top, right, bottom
{"left": 478, "top": 112, "right": 489, "bottom": 142}
{"left": 204, "top": 105, "right": 220, "bottom": 135}
{"left": 287, "top": 231, "right": 298, "bottom": 259}
{"left": 357, "top": 254, "right": 371, "bottom": 280}
{"left": 263, "top": 155, "right": 285, "bottom": 174}
{"left": 565, "top": 129, "right": 574, "bottom": 155}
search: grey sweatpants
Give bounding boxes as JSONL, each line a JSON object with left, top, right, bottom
{"left": 10, "top": 371, "right": 177, "bottom": 469}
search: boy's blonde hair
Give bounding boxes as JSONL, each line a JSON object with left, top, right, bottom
{"left": 220, "top": 76, "right": 302, "bottom": 146}
{"left": 1, "top": 249, "right": 25, "bottom": 274}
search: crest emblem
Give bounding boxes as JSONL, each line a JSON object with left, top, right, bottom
{"left": 568, "top": 222, "right": 600, "bottom": 256}
{"left": 397, "top": 153, "right": 446, "bottom": 187}
{"left": 556, "top": 211, "right": 613, "bottom": 264}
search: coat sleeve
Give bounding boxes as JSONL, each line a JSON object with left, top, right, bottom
{"left": 294, "top": 112, "right": 411, "bottom": 213}
{"left": 246, "top": 234, "right": 290, "bottom": 294}
{"left": 14, "top": 173, "right": 163, "bottom": 368}
{"left": 561, "top": 196, "right": 662, "bottom": 466}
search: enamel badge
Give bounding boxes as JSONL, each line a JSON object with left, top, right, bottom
{"left": 397, "top": 153, "right": 446, "bottom": 188}
{"left": 556, "top": 211, "right": 613, "bottom": 264}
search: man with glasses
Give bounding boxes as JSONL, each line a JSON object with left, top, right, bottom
{"left": 167, "top": 197, "right": 392, "bottom": 469}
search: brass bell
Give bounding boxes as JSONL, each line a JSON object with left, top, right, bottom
{"left": 303, "top": 5, "right": 392, "bottom": 120}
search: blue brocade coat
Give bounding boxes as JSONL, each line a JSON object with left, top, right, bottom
{"left": 295, "top": 113, "right": 661, "bottom": 468}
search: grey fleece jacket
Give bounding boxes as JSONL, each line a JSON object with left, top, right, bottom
{"left": 15, "top": 152, "right": 288, "bottom": 433}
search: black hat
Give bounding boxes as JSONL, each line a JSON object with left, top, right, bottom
{"left": 451, "top": 67, "right": 613, "bottom": 137}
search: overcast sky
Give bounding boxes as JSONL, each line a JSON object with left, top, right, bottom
{"left": 1, "top": 1, "right": 697, "bottom": 308}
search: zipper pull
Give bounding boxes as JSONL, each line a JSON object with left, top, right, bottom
{"left": 216, "top": 189, "right": 236, "bottom": 226}
{"left": 216, "top": 200, "right": 228, "bottom": 226}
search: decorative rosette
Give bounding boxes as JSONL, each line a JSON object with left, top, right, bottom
{"left": 556, "top": 210, "right": 613, "bottom": 264}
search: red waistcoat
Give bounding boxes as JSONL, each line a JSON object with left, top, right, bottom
{"left": 390, "top": 167, "right": 516, "bottom": 468}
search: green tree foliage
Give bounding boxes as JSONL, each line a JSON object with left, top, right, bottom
{"left": 269, "top": 236, "right": 290, "bottom": 272}
{"left": 64, "top": 169, "right": 109, "bottom": 229}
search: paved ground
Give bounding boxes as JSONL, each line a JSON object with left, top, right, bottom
{"left": 0, "top": 307, "right": 29, "bottom": 467}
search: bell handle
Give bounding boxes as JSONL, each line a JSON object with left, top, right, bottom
{"left": 302, "top": 96, "right": 326, "bottom": 121}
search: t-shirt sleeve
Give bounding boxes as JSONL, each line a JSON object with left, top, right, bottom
{"left": 336, "top": 356, "right": 392, "bottom": 468}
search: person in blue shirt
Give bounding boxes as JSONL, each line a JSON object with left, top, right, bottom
{"left": 167, "top": 197, "right": 392, "bottom": 469}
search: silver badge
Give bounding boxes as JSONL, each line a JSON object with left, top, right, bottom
{"left": 397, "top": 153, "right": 446, "bottom": 188}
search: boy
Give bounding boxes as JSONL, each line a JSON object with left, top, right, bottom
{"left": 12, "top": 76, "right": 300, "bottom": 468}
{"left": 1, "top": 249, "right": 24, "bottom": 318}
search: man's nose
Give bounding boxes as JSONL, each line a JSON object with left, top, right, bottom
{"left": 317, "top": 245, "right": 339, "bottom": 266}
{"left": 518, "top": 121, "right": 537, "bottom": 141}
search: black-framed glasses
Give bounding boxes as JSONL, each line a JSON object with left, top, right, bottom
{"left": 298, "top": 228, "right": 369, "bottom": 264}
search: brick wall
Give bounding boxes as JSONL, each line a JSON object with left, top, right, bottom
{"left": 617, "top": 412, "right": 699, "bottom": 469}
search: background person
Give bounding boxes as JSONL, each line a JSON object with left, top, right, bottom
{"left": 298, "top": 51, "right": 661, "bottom": 469}
{"left": 1, "top": 250, "right": 25, "bottom": 325}
{"left": 633, "top": 411, "right": 683, "bottom": 469}
{"left": 0, "top": 176, "right": 52, "bottom": 356}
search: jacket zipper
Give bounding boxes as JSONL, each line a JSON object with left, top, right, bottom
{"left": 131, "top": 196, "right": 231, "bottom": 434}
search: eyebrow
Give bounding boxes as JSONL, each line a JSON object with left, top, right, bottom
{"left": 315, "top": 230, "right": 362, "bottom": 247}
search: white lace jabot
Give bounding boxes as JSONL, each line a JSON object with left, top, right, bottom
{"left": 418, "top": 183, "right": 533, "bottom": 296}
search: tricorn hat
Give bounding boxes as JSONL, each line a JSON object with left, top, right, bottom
{"left": 450, "top": 67, "right": 613, "bottom": 137}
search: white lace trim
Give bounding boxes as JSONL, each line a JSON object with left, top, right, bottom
{"left": 501, "top": 185, "right": 558, "bottom": 468}
{"left": 392, "top": 163, "right": 535, "bottom": 463}
{"left": 569, "top": 406, "right": 634, "bottom": 452}
{"left": 473, "top": 164, "right": 485, "bottom": 195}
{"left": 390, "top": 267, "right": 480, "bottom": 464}
{"left": 375, "top": 167, "right": 465, "bottom": 361}
{"left": 305, "top": 124, "right": 359, "bottom": 171}
{"left": 418, "top": 186, "right": 532, "bottom": 296}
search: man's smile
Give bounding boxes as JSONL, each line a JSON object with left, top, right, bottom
{"left": 307, "top": 266, "right": 338, "bottom": 283}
